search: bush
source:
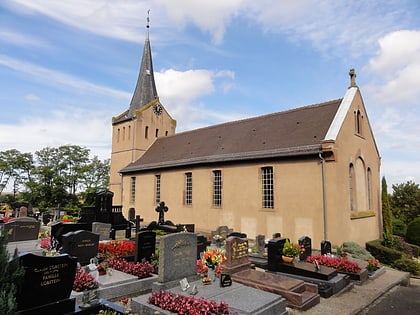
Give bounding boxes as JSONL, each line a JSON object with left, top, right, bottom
{"left": 341, "top": 241, "right": 374, "bottom": 261}
{"left": 391, "top": 257, "right": 420, "bottom": 276}
{"left": 392, "top": 218, "right": 407, "bottom": 237}
{"left": 406, "top": 218, "right": 420, "bottom": 246}
{"left": 365, "top": 239, "right": 403, "bottom": 265}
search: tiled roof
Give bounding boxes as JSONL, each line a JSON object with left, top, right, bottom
{"left": 121, "top": 99, "right": 342, "bottom": 173}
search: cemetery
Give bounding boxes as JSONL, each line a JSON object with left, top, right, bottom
{"left": 0, "top": 199, "right": 415, "bottom": 315}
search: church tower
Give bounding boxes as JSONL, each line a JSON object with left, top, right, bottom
{"left": 109, "top": 17, "right": 176, "bottom": 205}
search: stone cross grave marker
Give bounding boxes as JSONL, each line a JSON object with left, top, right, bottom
{"left": 15, "top": 253, "right": 77, "bottom": 313}
{"left": 4, "top": 217, "right": 40, "bottom": 242}
{"left": 135, "top": 230, "right": 156, "bottom": 263}
{"left": 298, "top": 236, "right": 312, "bottom": 261}
{"left": 158, "top": 232, "right": 197, "bottom": 283}
{"left": 223, "top": 236, "right": 251, "bottom": 275}
{"left": 321, "top": 240, "right": 332, "bottom": 255}
{"left": 92, "top": 222, "right": 112, "bottom": 241}
{"left": 61, "top": 230, "right": 99, "bottom": 265}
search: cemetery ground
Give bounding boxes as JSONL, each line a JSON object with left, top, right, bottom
{"left": 3, "top": 221, "right": 419, "bottom": 315}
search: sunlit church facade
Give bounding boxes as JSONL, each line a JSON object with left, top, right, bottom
{"left": 109, "top": 30, "right": 382, "bottom": 247}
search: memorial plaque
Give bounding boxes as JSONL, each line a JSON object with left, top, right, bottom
{"left": 61, "top": 230, "right": 99, "bottom": 265}
{"left": 158, "top": 233, "right": 197, "bottom": 283}
{"left": 220, "top": 273, "right": 232, "bottom": 287}
{"left": 16, "top": 253, "right": 77, "bottom": 311}
{"left": 135, "top": 231, "right": 156, "bottom": 263}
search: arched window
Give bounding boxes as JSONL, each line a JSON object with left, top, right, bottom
{"left": 145, "top": 126, "right": 149, "bottom": 139}
{"left": 367, "top": 167, "right": 372, "bottom": 210}
{"left": 355, "top": 109, "right": 363, "bottom": 135}
{"left": 349, "top": 163, "right": 355, "bottom": 211}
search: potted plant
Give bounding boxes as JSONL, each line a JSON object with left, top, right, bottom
{"left": 282, "top": 239, "right": 301, "bottom": 262}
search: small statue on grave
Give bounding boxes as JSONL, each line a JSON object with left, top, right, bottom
{"left": 155, "top": 201, "right": 168, "bottom": 225}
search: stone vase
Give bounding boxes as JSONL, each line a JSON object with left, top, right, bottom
{"left": 207, "top": 268, "right": 216, "bottom": 282}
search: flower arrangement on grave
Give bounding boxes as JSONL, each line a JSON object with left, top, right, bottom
{"left": 73, "top": 267, "right": 99, "bottom": 292}
{"left": 201, "top": 248, "right": 226, "bottom": 275}
{"left": 98, "top": 240, "right": 135, "bottom": 259}
{"left": 148, "top": 290, "right": 231, "bottom": 315}
{"left": 306, "top": 254, "right": 361, "bottom": 273}
{"left": 282, "top": 239, "right": 303, "bottom": 258}
{"left": 107, "top": 258, "right": 154, "bottom": 279}
{"left": 96, "top": 262, "right": 108, "bottom": 276}
{"left": 366, "top": 258, "right": 381, "bottom": 273}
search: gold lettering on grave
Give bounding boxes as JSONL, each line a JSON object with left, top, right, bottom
{"left": 36, "top": 263, "right": 69, "bottom": 287}
{"left": 232, "top": 241, "right": 248, "bottom": 259}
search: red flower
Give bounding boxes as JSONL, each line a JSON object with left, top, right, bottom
{"left": 306, "top": 254, "right": 361, "bottom": 273}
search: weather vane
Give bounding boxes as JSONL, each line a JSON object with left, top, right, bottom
{"left": 147, "top": 9, "right": 150, "bottom": 29}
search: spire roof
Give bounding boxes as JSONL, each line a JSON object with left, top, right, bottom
{"left": 127, "top": 32, "right": 158, "bottom": 118}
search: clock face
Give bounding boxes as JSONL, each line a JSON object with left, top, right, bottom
{"left": 153, "top": 103, "right": 163, "bottom": 116}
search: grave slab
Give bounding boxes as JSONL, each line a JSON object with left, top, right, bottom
{"left": 132, "top": 279, "right": 288, "bottom": 315}
{"left": 231, "top": 269, "right": 320, "bottom": 310}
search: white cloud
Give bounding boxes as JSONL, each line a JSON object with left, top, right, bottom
{"left": 24, "top": 93, "right": 40, "bottom": 101}
{"left": 365, "top": 30, "right": 420, "bottom": 105}
{"left": 0, "top": 54, "right": 131, "bottom": 100}
{"left": 0, "top": 30, "right": 48, "bottom": 48}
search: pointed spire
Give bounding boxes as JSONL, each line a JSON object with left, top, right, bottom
{"left": 349, "top": 68, "right": 357, "bottom": 88}
{"left": 127, "top": 10, "right": 158, "bottom": 118}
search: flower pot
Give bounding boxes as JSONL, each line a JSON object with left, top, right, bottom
{"left": 282, "top": 255, "right": 294, "bottom": 263}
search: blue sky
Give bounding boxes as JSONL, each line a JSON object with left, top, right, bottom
{"left": 0, "top": 0, "right": 419, "bottom": 190}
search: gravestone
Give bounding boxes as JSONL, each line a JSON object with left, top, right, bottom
{"left": 61, "top": 230, "right": 100, "bottom": 265}
{"left": 267, "top": 237, "right": 288, "bottom": 270}
{"left": 222, "top": 236, "right": 251, "bottom": 275}
{"left": 128, "top": 208, "right": 135, "bottom": 221}
{"left": 321, "top": 240, "right": 332, "bottom": 255}
{"left": 15, "top": 253, "right": 77, "bottom": 314}
{"left": 4, "top": 217, "right": 41, "bottom": 242}
{"left": 92, "top": 222, "right": 112, "bottom": 241}
{"left": 298, "top": 236, "right": 312, "bottom": 261}
{"left": 272, "top": 232, "right": 282, "bottom": 239}
{"left": 255, "top": 234, "right": 266, "bottom": 255}
{"left": 157, "top": 233, "right": 197, "bottom": 283}
{"left": 155, "top": 201, "right": 168, "bottom": 225}
{"left": 196, "top": 234, "right": 209, "bottom": 259}
{"left": 212, "top": 225, "right": 232, "bottom": 239}
{"left": 51, "top": 221, "right": 92, "bottom": 249}
{"left": 228, "top": 231, "right": 247, "bottom": 238}
{"left": 135, "top": 231, "right": 156, "bottom": 263}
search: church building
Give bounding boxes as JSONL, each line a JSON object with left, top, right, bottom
{"left": 109, "top": 29, "right": 382, "bottom": 247}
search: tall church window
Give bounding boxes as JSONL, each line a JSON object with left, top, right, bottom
{"left": 123, "top": 127, "right": 126, "bottom": 140}
{"left": 128, "top": 125, "right": 131, "bottom": 140}
{"left": 355, "top": 109, "right": 363, "bottom": 135}
{"left": 155, "top": 174, "right": 161, "bottom": 204}
{"left": 155, "top": 128, "right": 159, "bottom": 137}
{"left": 367, "top": 167, "right": 372, "bottom": 210}
{"left": 130, "top": 177, "right": 136, "bottom": 204}
{"left": 262, "top": 167, "right": 274, "bottom": 208}
{"left": 145, "top": 126, "right": 149, "bottom": 139}
{"left": 165, "top": 131, "right": 168, "bottom": 136}
{"left": 184, "top": 172, "right": 192, "bottom": 205}
{"left": 117, "top": 128, "right": 120, "bottom": 143}
{"left": 349, "top": 163, "right": 355, "bottom": 211}
{"left": 213, "top": 170, "right": 222, "bottom": 207}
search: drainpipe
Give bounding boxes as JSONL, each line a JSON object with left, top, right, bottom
{"left": 319, "top": 152, "right": 328, "bottom": 240}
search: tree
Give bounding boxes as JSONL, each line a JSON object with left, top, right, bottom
{"left": 0, "top": 150, "right": 33, "bottom": 197}
{"left": 0, "top": 231, "right": 24, "bottom": 314}
{"left": 391, "top": 181, "right": 420, "bottom": 224}
{"left": 381, "top": 177, "right": 392, "bottom": 235}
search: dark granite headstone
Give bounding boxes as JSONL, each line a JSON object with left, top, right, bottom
{"left": 50, "top": 221, "right": 92, "bottom": 249}
{"left": 196, "top": 234, "right": 209, "bottom": 259}
{"left": 223, "top": 236, "right": 251, "bottom": 275}
{"left": 61, "top": 230, "right": 99, "bottom": 265}
{"left": 135, "top": 231, "right": 156, "bottom": 263}
{"left": 228, "top": 231, "right": 247, "bottom": 238}
{"left": 298, "top": 236, "right": 312, "bottom": 261}
{"left": 158, "top": 233, "right": 197, "bottom": 283}
{"left": 128, "top": 208, "right": 135, "bottom": 221}
{"left": 16, "top": 253, "right": 77, "bottom": 312}
{"left": 4, "top": 217, "right": 40, "bottom": 242}
{"left": 272, "top": 232, "right": 282, "bottom": 239}
{"left": 321, "top": 240, "right": 332, "bottom": 255}
{"left": 267, "top": 238, "right": 288, "bottom": 270}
